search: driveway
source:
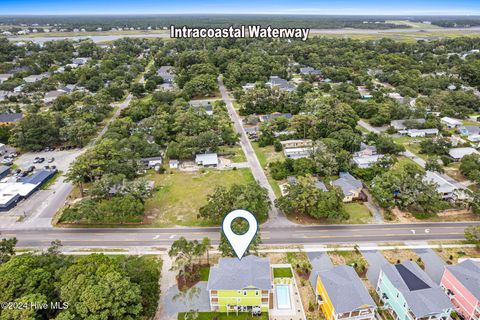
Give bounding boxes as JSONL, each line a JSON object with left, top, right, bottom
{"left": 413, "top": 247, "right": 446, "bottom": 284}
{"left": 307, "top": 251, "right": 333, "bottom": 289}
{"left": 360, "top": 247, "right": 389, "bottom": 287}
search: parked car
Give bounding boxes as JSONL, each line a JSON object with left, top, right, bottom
{"left": 48, "top": 157, "right": 54, "bottom": 163}
{"left": 37, "top": 157, "right": 45, "bottom": 163}
{"left": 2, "top": 159, "right": 13, "bottom": 165}
{"left": 26, "top": 166, "right": 35, "bottom": 173}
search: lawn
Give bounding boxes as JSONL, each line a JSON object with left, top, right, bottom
{"left": 393, "top": 156, "right": 424, "bottom": 171}
{"left": 199, "top": 266, "right": 210, "bottom": 281}
{"left": 435, "top": 247, "right": 480, "bottom": 264}
{"left": 178, "top": 312, "right": 269, "bottom": 320}
{"left": 344, "top": 203, "right": 373, "bottom": 224}
{"left": 251, "top": 142, "right": 284, "bottom": 197}
{"left": 273, "top": 267, "right": 293, "bottom": 278}
{"left": 144, "top": 168, "right": 255, "bottom": 227}
{"left": 40, "top": 170, "right": 63, "bottom": 190}
{"left": 218, "top": 145, "right": 247, "bottom": 163}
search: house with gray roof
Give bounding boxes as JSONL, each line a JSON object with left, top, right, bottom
{"left": 0, "top": 113, "right": 22, "bottom": 125}
{"left": 440, "top": 260, "right": 480, "bottom": 320}
{"left": 315, "top": 265, "right": 376, "bottom": 320}
{"left": 266, "top": 76, "right": 296, "bottom": 92}
{"left": 0, "top": 74, "right": 13, "bottom": 84}
{"left": 377, "top": 261, "right": 453, "bottom": 320}
{"left": 207, "top": 255, "right": 272, "bottom": 312}
{"left": 332, "top": 172, "right": 364, "bottom": 202}
{"left": 157, "top": 66, "right": 174, "bottom": 83}
{"left": 458, "top": 125, "right": 480, "bottom": 136}
{"left": 449, "top": 147, "right": 479, "bottom": 161}
{"left": 300, "top": 67, "right": 321, "bottom": 76}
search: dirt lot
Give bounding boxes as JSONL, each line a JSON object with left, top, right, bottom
{"left": 382, "top": 249, "right": 423, "bottom": 268}
{"left": 435, "top": 246, "right": 480, "bottom": 264}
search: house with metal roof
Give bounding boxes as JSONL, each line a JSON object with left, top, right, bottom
{"left": 207, "top": 255, "right": 272, "bottom": 313}
{"left": 441, "top": 117, "right": 463, "bottom": 129}
{"left": 259, "top": 112, "right": 293, "bottom": 122}
{"left": 315, "top": 265, "right": 376, "bottom": 320}
{"left": 448, "top": 147, "right": 479, "bottom": 161}
{"left": 440, "top": 260, "right": 480, "bottom": 320}
{"left": 332, "top": 172, "right": 364, "bottom": 202}
{"left": 300, "top": 67, "right": 321, "bottom": 75}
{"left": 423, "top": 171, "right": 467, "bottom": 201}
{"left": 352, "top": 154, "right": 383, "bottom": 169}
{"left": 195, "top": 153, "right": 218, "bottom": 167}
{"left": 44, "top": 90, "right": 66, "bottom": 103}
{"left": 377, "top": 261, "right": 453, "bottom": 320}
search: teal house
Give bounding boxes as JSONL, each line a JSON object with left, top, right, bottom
{"left": 377, "top": 261, "right": 453, "bottom": 320}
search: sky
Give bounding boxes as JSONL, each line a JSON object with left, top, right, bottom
{"left": 1, "top": 0, "right": 480, "bottom": 15}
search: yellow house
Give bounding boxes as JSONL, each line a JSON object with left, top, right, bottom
{"left": 316, "top": 266, "right": 376, "bottom": 320}
{"left": 0, "top": 113, "right": 22, "bottom": 126}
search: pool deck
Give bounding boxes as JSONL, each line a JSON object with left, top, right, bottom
{"left": 270, "top": 264, "right": 306, "bottom": 320}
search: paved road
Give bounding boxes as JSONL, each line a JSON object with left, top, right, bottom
{"left": 357, "top": 120, "right": 387, "bottom": 134}
{"left": 401, "top": 149, "right": 427, "bottom": 168}
{"left": 218, "top": 76, "right": 288, "bottom": 225}
{"left": 1, "top": 222, "right": 478, "bottom": 249}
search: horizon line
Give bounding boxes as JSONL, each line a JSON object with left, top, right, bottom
{"left": 1, "top": 13, "right": 480, "bottom": 17}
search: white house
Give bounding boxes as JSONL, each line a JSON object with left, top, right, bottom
{"left": 0, "top": 74, "right": 13, "bottom": 84}
{"left": 424, "top": 171, "right": 467, "bottom": 201}
{"left": 44, "top": 90, "right": 65, "bottom": 103}
{"left": 195, "top": 153, "right": 218, "bottom": 167}
{"left": 407, "top": 128, "right": 439, "bottom": 137}
{"left": 448, "top": 147, "right": 479, "bottom": 161}
{"left": 441, "top": 117, "right": 463, "bottom": 128}
{"left": 352, "top": 155, "right": 383, "bottom": 169}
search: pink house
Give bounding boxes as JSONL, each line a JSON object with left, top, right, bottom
{"left": 440, "top": 260, "right": 480, "bottom": 320}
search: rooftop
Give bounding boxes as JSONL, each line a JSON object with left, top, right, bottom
{"left": 207, "top": 255, "right": 271, "bottom": 291}
{"left": 317, "top": 265, "right": 375, "bottom": 314}
{"left": 448, "top": 147, "right": 479, "bottom": 159}
{"left": 0, "top": 113, "right": 22, "bottom": 123}
{"left": 446, "top": 259, "right": 480, "bottom": 299}
{"left": 381, "top": 261, "right": 452, "bottom": 318}
{"left": 332, "top": 172, "right": 363, "bottom": 197}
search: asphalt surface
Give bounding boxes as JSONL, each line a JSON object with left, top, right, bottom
{"left": 218, "top": 76, "right": 286, "bottom": 225}
{"left": 1, "top": 222, "right": 478, "bottom": 248}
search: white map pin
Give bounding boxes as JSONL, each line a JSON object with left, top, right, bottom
{"left": 222, "top": 209, "right": 258, "bottom": 260}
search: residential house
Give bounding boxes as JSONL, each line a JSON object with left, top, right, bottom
{"left": 449, "top": 148, "right": 479, "bottom": 161}
{"left": 242, "top": 83, "right": 256, "bottom": 91}
{"left": 13, "top": 85, "right": 24, "bottom": 93}
{"left": 72, "top": 57, "right": 90, "bottom": 65}
{"left": 259, "top": 112, "right": 293, "bottom": 122}
{"left": 358, "top": 86, "right": 373, "bottom": 99}
{"left": 315, "top": 265, "right": 376, "bottom": 320}
{"left": 406, "top": 128, "right": 439, "bottom": 137}
{"left": 390, "top": 119, "right": 426, "bottom": 131}
{"left": 139, "top": 156, "right": 163, "bottom": 169}
{"left": 0, "top": 74, "right": 13, "bottom": 84}
{"left": 207, "top": 255, "right": 272, "bottom": 313}
{"left": 423, "top": 171, "right": 467, "bottom": 201}
{"left": 352, "top": 155, "right": 383, "bottom": 169}
{"left": 44, "top": 90, "right": 66, "bottom": 103}
{"left": 440, "top": 260, "right": 480, "bottom": 320}
{"left": 280, "top": 139, "right": 313, "bottom": 149}
{"left": 195, "top": 153, "right": 219, "bottom": 167}
{"left": 387, "top": 92, "right": 405, "bottom": 103}
{"left": 59, "top": 84, "right": 76, "bottom": 93}
{"left": 266, "top": 76, "right": 296, "bottom": 92}
{"left": 468, "top": 134, "right": 480, "bottom": 143}
{"left": 355, "top": 143, "right": 377, "bottom": 157}
{"left": 23, "top": 73, "right": 49, "bottom": 83}
{"left": 300, "top": 67, "right": 321, "bottom": 75}
{"left": 281, "top": 139, "right": 314, "bottom": 159}
{"left": 0, "top": 113, "right": 22, "bottom": 126}
{"left": 189, "top": 101, "right": 214, "bottom": 116}
{"left": 441, "top": 117, "right": 463, "bottom": 129}
{"left": 458, "top": 126, "right": 480, "bottom": 136}
{"left": 377, "top": 261, "right": 453, "bottom": 320}
{"left": 332, "top": 172, "right": 364, "bottom": 202}
{"left": 169, "top": 160, "right": 179, "bottom": 169}
{"left": 157, "top": 66, "right": 174, "bottom": 83}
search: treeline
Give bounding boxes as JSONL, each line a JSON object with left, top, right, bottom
{"left": 0, "top": 242, "right": 160, "bottom": 320}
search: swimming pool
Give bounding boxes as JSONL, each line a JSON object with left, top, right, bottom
{"left": 276, "top": 285, "right": 291, "bottom": 309}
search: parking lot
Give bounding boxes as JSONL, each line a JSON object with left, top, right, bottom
{"left": 13, "top": 148, "right": 81, "bottom": 173}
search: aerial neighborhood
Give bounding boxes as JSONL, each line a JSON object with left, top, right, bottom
{"left": 0, "top": 9, "right": 479, "bottom": 320}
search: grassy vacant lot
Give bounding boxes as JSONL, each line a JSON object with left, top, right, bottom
{"left": 251, "top": 142, "right": 284, "bottom": 197}
{"left": 218, "top": 145, "right": 247, "bottom": 163}
{"left": 178, "top": 312, "right": 268, "bottom": 320}
{"left": 344, "top": 203, "right": 373, "bottom": 224}
{"left": 273, "top": 267, "right": 293, "bottom": 278}
{"left": 144, "top": 168, "right": 254, "bottom": 227}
